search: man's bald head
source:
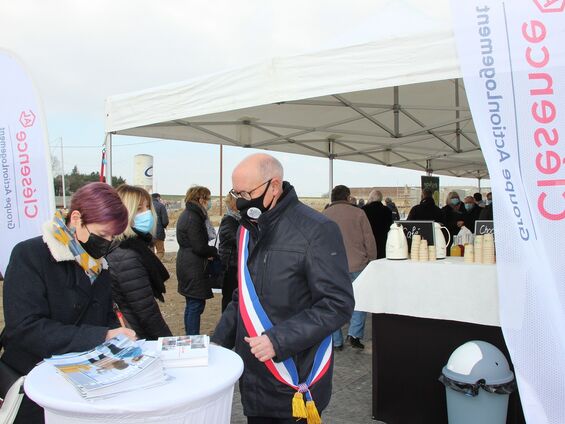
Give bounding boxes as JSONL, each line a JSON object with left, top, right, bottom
{"left": 232, "top": 154, "right": 285, "bottom": 211}
{"left": 232, "top": 154, "right": 283, "bottom": 188}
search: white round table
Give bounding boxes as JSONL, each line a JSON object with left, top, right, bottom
{"left": 24, "top": 345, "right": 243, "bottom": 424}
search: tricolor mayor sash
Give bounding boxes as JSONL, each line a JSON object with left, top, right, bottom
{"left": 238, "top": 227, "right": 332, "bottom": 423}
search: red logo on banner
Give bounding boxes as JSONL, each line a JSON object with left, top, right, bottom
{"left": 534, "top": 0, "right": 565, "bottom": 13}
{"left": 19, "top": 110, "right": 36, "bottom": 128}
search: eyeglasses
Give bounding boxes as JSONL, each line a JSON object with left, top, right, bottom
{"left": 229, "top": 179, "right": 272, "bottom": 200}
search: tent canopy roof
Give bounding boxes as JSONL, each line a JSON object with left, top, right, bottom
{"left": 105, "top": 5, "right": 487, "bottom": 179}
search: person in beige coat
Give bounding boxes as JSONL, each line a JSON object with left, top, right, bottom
{"left": 323, "top": 185, "right": 377, "bottom": 350}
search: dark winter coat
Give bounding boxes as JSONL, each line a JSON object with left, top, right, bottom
{"left": 212, "top": 183, "right": 354, "bottom": 418}
{"left": 441, "top": 204, "right": 467, "bottom": 253}
{"left": 106, "top": 236, "right": 172, "bottom": 340}
{"left": 362, "top": 201, "right": 393, "bottom": 259}
{"left": 464, "top": 204, "right": 482, "bottom": 232}
{"left": 479, "top": 204, "right": 493, "bottom": 220}
{"left": 176, "top": 202, "right": 218, "bottom": 299}
{"left": 152, "top": 199, "right": 169, "bottom": 241}
{"left": 407, "top": 196, "right": 444, "bottom": 222}
{"left": 218, "top": 214, "right": 240, "bottom": 270}
{"left": 1, "top": 230, "right": 117, "bottom": 377}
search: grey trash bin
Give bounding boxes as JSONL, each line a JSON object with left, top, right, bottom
{"left": 439, "top": 340, "right": 516, "bottom": 424}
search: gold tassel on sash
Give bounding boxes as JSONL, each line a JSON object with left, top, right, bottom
{"left": 306, "top": 400, "right": 322, "bottom": 424}
{"left": 292, "top": 391, "right": 308, "bottom": 419}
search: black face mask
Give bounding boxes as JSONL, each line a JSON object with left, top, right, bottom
{"left": 236, "top": 180, "right": 274, "bottom": 220}
{"left": 80, "top": 232, "right": 112, "bottom": 259}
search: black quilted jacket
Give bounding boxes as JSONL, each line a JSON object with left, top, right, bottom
{"left": 218, "top": 214, "right": 239, "bottom": 270}
{"left": 106, "top": 238, "right": 172, "bottom": 340}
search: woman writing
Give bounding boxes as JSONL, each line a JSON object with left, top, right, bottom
{"left": 106, "top": 185, "right": 172, "bottom": 340}
{"left": 176, "top": 186, "right": 218, "bottom": 335}
{"left": 1, "top": 182, "right": 135, "bottom": 423}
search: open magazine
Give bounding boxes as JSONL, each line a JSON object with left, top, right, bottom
{"left": 156, "top": 335, "right": 209, "bottom": 367}
{"left": 44, "top": 335, "right": 166, "bottom": 399}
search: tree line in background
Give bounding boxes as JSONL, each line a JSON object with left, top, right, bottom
{"left": 53, "top": 165, "right": 126, "bottom": 196}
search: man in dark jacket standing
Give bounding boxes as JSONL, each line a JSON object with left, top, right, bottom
{"left": 407, "top": 188, "right": 444, "bottom": 222}
{"left": 212, "top": 153, "right": 354, "bottom": 423}
{"left": 151, "top": 193, "right": 169, "bottom": 259}
{"left": 362, "top": 189, "right": 393, "bottom": 259}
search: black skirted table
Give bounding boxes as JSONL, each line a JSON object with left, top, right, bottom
{"left": 353, "top": 258, "right": 525, "bottom": 424}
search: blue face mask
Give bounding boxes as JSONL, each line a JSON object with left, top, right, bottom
{"left": 206, "top": 200, "right": 212, "bottom": 211}
{"left": 133, "top": 210, "right": 154, "bottom": 234}
{"left": 450, "top": 198, "right": 460, "bottom": 206}
{"left": 464, "top": 203, "right": 473, "bottom": 211}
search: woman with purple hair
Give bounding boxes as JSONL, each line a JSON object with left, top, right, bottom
{"left": 1, "top": 182, "right": 136, "bottom": 424}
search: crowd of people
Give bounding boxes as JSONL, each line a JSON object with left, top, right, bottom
{"left": 0, "top": 152, "right": 494, "bottom": 424}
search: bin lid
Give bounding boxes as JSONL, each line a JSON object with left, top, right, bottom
{"left": 442, "top": 340, "right": 514, "bottom": 385}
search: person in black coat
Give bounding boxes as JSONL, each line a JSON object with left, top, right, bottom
{"left": 407, "top": 188, "right": 444, "bottom": 222}
{"left": 385, "top": 197, "right": 401, "bottom": 220}
{"left": 362, "top": 189, "right": 393, "bottom": 259}
{"left": 1, "top": 182, "right": 135, "bottom": 424}
{"left": 213, "top": 154, "right": 354, "bottom": 422}
{"left": 151, "top": 193, "right": 169, "bottom": 259}
{"left": 218, "top": 193, "right": 241, "bottom": 312}
{"left": 480, "top": 192, "right": 494, "bottom": 220}
{"left": 106, "top": 185, "right": 172, "bottom": 340}
{"left": 441, "top": 191, "right": 467, "bottom": 254}
{"left": 176, "top": 186, "right": 218, "bottom": 335}
{"left": 463, "top": 195, "right": 482, "bottom": 232}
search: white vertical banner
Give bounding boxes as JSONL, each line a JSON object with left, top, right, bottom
{"left": 0, "top": 50, "right": 54, "bottom": 275}
{"left": 451, "top": 1, "right": 565, "bottom": 422}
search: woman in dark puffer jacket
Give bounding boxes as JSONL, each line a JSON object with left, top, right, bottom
{"left": 218, "top": 193, "right": 240, "bottom": 312}
{"left": 176, "top": 186, "right": 218, "bottom": 335}
{"left": 106, "top": 185, "right": 172, "bottom": 340}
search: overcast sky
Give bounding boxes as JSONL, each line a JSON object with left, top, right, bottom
{"left": 1, "top": 0, "right": 488, "bottom": 197}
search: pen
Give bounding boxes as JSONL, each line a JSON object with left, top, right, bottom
{"left": 113, "top": 302, "right": 127, "bottom": 328}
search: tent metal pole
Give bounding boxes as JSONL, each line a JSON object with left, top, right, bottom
{"left": 394, "top": 86, "right": 400, "bottom": 137}
{"left": 328, "top": 139, "right": 334, "bottom": 200}
{"left": 105, "top": 133, "right": 113, "bottom": 186}
{"left": 220, "top": 144, "right": 223, "bottom": 216}
{"left": 329, "top": 158, "right": 333, "bottom": 200}
{"left": 60, "top": 137, "right": 66, "bottom": 208}
{"left": 455, "top": 79, "right": 461, "bottom": 152}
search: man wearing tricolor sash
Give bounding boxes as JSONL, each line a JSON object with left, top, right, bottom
{"left": 212, "top": 154, "right": 354, "bottom": 424}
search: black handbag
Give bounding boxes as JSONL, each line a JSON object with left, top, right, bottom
{"left": 204, "top": 236, "right": 224, "bottom": 289}
{"left": 204, "top": 256, "right": 224, "bottom": 289}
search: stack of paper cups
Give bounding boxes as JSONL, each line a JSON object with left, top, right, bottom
{"left": 411, "top": 235, "right": 421, "bottom": 260}
{"left": 419, "top": 239, "right": 429, "bottom": 261}
{"left": 483, "top": 234, "right": 495, "bottom": 264}
{"left": 464, "top": 243, "right": 474, "bottom": 263}
{"left": 474, "top": 235, "right": 483, "bottom": 263}
{"left": 428, "top": 245, "right": 436, "bottom": 261}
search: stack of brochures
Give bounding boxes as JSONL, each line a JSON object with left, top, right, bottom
{"left": 44, "top": 335, "right": 167, "bottom": 399}
{"left": 156, "top": 335, "right": 210, "bottom": 367}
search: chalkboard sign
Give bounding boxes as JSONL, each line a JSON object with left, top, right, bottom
{"left": 396, "top": 220, "right": 435, "bottom": 250}
{"left": 475, "top": 220, "right": 494, "bottom": 235}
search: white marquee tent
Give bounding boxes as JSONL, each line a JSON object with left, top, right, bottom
{"left": 104, "top": 1, "right": 486, "bottom": 190}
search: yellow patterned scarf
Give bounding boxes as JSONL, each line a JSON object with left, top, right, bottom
{"left": 51, "top": 210, "right": 103, "bottom": 283}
